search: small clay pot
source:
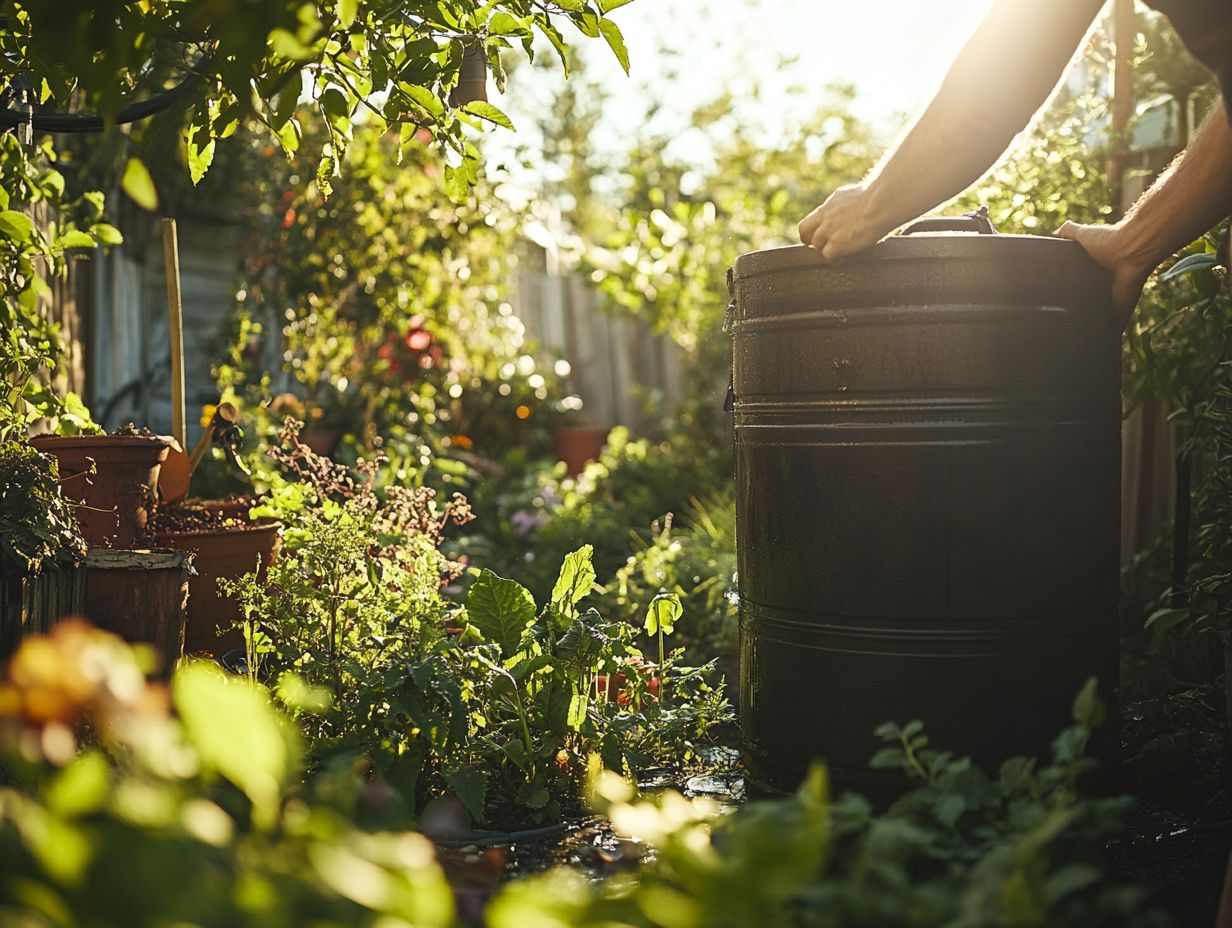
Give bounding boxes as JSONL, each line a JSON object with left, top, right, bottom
{"left": 299, "top": 427, "right": 342, "bottom": 457}
{"left": 154, "top": 506, "right": 282, "bottom": 656}
{"left": 553, "top": 426, "right": 608, "bottom": 477}
{"left": 31, "top": 435, "right": 170, "bottom": 548}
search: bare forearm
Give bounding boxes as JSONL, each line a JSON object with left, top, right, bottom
{"left": 1115, "top": 103, "right": 1232, "bottom": 271}
{"left": 861, "top": 0, "right": 1103, "bottom": 233}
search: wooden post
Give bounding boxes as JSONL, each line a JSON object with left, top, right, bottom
{"left": 162, "top": 219, "right": 186, "bottom": 449}
{"left": 1110, "top": 0, "right": 1136, "bottom": 216}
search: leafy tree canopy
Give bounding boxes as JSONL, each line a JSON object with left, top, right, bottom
{"left": 1, "top": 0, "right": 635, "bottom": 196}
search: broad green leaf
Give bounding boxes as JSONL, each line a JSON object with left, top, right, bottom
{"left": 572, "top": 12, "right": 601, "bottom": 38}
{"left": 337, "top": 0, "right": 358, "bottom": 28}
{"left": 398, "top": 83, "right": 445, "bottom": 118}
{"left": 1144, "top": 606, "right": 1188, "bottom": 634}
{"left": 187, "top": 136, "right": 216, "bottom": 185}
{"left": 486, "top": 11, "right": 526, "bottom": 35}
{"left": 444, "top": 164, "right": 470, "bottom": 204}
{"left": 467, "top": 569, "right": 536, "bottom": 656}
{"left": 461, "top": 100, "right": 515, "bottom": 131}
{"left": 551, "top": 545, "right": 595, "bottom": 614}
{"left": 445, "top": 767, "right": 488, "bottom": 822}
{"left": 269, "top": 27, "right": 318, "bottom": 60}
{"left": 1070, "top": 676, "right": 1104, "bottom": 728}
{"left": 599, "top": 18, "right": 629, "bottom": 74}
{"left": 319, "top": 86, "right": 350, "bottom": 119}
{"left": 557, "top": 614, "right": 605, "bottom": 666}
{"left": 644, "top": 592, "right": 682, "bottom": 637}
{"left": 275, "top": 672, "right": 334, "bottom": 714}
{"left": 46, "top": 751, "right": 109, "bottom": 817}
{"left": 174, "top": 662, "right": 302, "bottom": 826}
{"left": 567, "top": 689, "right": 589, "bottom": 731}
{"left": 535, "top": 20, "right": 571, "bottom": 74}
{"left": 599, "top": 0, "right": 635, "bottom": 9}
{"left": 57, "top": 229, "right": 96, "bottom": 250}
{"left": 0, "top": 209, "right": 34, "bottom": 242}
{"left": 121, "top": 158, "right": 158, "bottom": 211}
{"left": 517, "top": 780, "right": 550, "bottom": 809}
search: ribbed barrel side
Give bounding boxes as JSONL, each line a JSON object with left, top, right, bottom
{"left": 732, "top": 239, "right": 1120, "bottom": 796}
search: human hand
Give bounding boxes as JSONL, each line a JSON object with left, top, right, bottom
{"left": 797, "top": 183, "right": 889, "bottom": 261}
{"left": 1055, "top": 221, "right": 1153, "bottom": 330}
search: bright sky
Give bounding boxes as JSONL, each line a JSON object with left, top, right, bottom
{"left": 543, "top": 0, "right": 997, "bottom": 150}
{"left": 602, "top": 0, "right": 996, "bottom": 120}
{"left": 491, "top": 0, "right": 1001, "bottom": 189}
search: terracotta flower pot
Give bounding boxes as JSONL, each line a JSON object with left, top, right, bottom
{"left": 299, "top": 427, "right": 342, "bottom": 457}
{"left": 153, "top": 508, "right": 282, "bottom": 657}
{"left": 31, "top": 435, "right": 170, "bottom": 548}
{"left": 553, "top": 426, "right": 608, "bottom": 477}
{"left": 596, "top": 671, "right": 661, "bottom": 705}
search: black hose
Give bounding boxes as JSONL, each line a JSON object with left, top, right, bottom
{"left": 0, "top": 55, "right": 210, "bottom": 134}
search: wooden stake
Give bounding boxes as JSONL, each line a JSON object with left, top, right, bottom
{"left": 1110, "top": 0, "right": 1135, "bottom": 217}
{"left": 162, "top": 218, "right": 186, "bottom": 449}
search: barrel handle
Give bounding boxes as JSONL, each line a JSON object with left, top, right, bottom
{"left": 900, "top": 205, "right": 997, "bottom": 236}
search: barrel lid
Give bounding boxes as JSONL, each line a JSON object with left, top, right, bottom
{"left": 733, "top": 234, "right": 1094, "bottom": 281}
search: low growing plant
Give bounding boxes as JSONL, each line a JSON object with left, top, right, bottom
{"left": 0, "top": 622, "right": 455, "bottom": 928}
{"left": 490, "top": 680, "right": 1165, "bottom": 928}
{"left": 224, "top": 422, "right": 730, "bottom": 828}
{"left": 0, "top": 441, "right": 86, "bottom": 580}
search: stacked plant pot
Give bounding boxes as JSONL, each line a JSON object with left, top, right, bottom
{"left": 152, "top": 498, "right": 282, "bottom": 656}
{"left": 29, "top": 432, "right": 195, "bottom": 670}
{"left": 31, "top": 433, "right": 169, "bottom": 548}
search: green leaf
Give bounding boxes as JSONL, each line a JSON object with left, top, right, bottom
{"left": 933, "top": 794, "right": 965, "bottom": 827}
{"left": 599, "top": 0, "right": 635, "bottom": 10}
{"left": 174, "top": 662, "right": 302, "bottom": 826}
{"left": 0, "top": 210, "right": 34, "bottom": 242}
{"left": 90, "top": 223, "right": 123, "bottom": 246}
{"left": 56, "top": 229, "right": 96, "bottom": 250}
{"left": 557, "top": 614, "right": 605, "bottom": 666}
{"left": 445, "top": 767, "right": 488, "bottom": 823}
{"left": 46, "top": 751, "right": 109, "bottom": 817}
{"left": 598, "top": 18, "right": 629, "bottom": 73}
{"left": 444, "top": 164, "right": 470, "bottom": 204}
{"left": 517, "top": 780, "right": 550, "bottom": 809}
{"left": 337, "top": 0, "right": 358, "bottom": 28}
{"left": 461, "top": 100, "right": 516, "bottom": 131}
{"left": 467, "top": 569, "right": 537, "bottom": 656}
{"left": 1070, "top": 677, "right": 1105, "bottom": 729}
{"left": 269, "top": 27, "right": 319, "bottom": 60}
{"left": 1144, "top": 607, "right": 1189, "bottom": 634}
{"left": 487, "top": 11, "right": 526, "bottom": 35}
{"left": 551, "top": 545, "right": 595, "bottom": 614}
{"left": 121, "top": 158, "right": 158, "bottom": 211}
{"left": 567, "top": 689, "right": 589, "bottom": 731}
{"left": 870, "top": 747, "right": 904, "bottom": 769}
{"left": 398, "top": 83, "right": 445, "bottom": 118}
{"left": 644, "top": 592, "right": 682, "bottom": 637}
{"left": 187, "top": 136, "right": 216, "bottom": 185}
{"left": 274, "top": 672, "right": 334, "bottom": 714}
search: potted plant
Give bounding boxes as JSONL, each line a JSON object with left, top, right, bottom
{"left": 150, "top": 496, "right": 282, "bottom": 656}
{"left": 0, "top": 441, "right": 87, "bottom": 655}
{"left": 553, "top": 418, "right": 609, "bottom": 477}
{"left": 30, "top": 424, "right": 170, "bottom": 548}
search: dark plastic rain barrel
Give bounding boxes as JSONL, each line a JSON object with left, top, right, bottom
{"left": 732, "top": 222, "right": 1121, "bottom": 797}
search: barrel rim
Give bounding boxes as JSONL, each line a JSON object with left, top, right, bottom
{"left": 733, "top": 236, "right": 1095, "bottom": 281}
